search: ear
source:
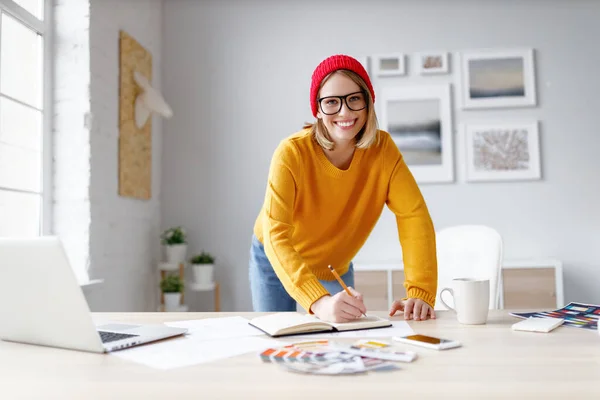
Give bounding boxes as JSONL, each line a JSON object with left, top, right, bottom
{"left": 315, "top": 98, "right": 323, "bottom": 119}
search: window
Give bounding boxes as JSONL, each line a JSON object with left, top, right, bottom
{"left": 0, "top": 0, "right": 48, "bottom": 237}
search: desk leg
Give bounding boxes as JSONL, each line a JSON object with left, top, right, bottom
{"left": 215, "top": 283, "right": 220, "bottom": 312}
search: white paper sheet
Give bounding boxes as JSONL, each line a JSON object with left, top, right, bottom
{"left": 297, "top": 321, "right": 415, "bottom": 339}
{"left": 112, "top": 336, "right": 282, "bottom": 370}
{"left": 164, "top": 316, "right": 264, "bottom": 340}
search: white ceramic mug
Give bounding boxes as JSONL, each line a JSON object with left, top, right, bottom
{"left": 440, "top": 278, "right": 490, "bottom": 325}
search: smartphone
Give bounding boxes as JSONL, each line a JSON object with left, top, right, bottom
{"left": 393, "top": 334, "right": 461, "bottom": 350}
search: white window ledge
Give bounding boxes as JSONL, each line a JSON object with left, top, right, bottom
{"left": 80, "top": 279, "right": 104, "bottom": 294}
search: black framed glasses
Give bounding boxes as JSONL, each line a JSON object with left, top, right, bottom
{"left": 317, "top": 91, "right": 367, "bottom": 115}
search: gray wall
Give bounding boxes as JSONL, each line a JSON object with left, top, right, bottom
{"left": 162, "top": 0, "right": 600, "bottom": 311}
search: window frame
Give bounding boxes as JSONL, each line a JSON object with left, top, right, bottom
{"left": 0, "top": 0, "right": 52, "bottom": 235}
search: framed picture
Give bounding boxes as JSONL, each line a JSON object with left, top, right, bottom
{"left": 372, "top": 53, "right": 406, "bottom": 77}
{"left": 415, "top": 51, "right": 449, "bottom": 75}
{"left": 459, "top": 48, "right": 537, "bottom": 109}
{"left": 463, "top": 121, "right": 541, "bottom": 182}
{"left": 379, "top": 84, "right": 454, "bottom": 183}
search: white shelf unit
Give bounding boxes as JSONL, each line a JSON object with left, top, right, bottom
{"left": 158, "top": 262, "right": 186, "bottom": 312}
{"left": 354, "top": 258, "right": 564, "bottom": 310}
{"left": 159, "top": 263, "right": 221, "bottom": 312}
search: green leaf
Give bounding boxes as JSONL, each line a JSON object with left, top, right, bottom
{"left": 160, "top": 274, "right": 184, "bottom": 293}
{"left": 190, "top": 251, "right": 215, "bottom": 264}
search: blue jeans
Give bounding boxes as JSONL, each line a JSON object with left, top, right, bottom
{"left": 249, "top": 235, "right": 354, "bottom": 312}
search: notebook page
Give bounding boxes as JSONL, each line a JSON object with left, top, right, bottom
{"left": 250, "top": 313, "right": 328, "bottom": 335}
{"left": 329, "top": 315, "right": 391, "bottom": 331}
{"left": 299, "top": 321, "right": 414, "bottom": 339}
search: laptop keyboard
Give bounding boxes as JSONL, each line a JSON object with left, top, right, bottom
{"left": 98, "top": 331, "right": 140, "bottom": 343}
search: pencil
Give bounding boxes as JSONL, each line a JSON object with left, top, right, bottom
{"left": 327, "top": 265, "right": 367, "bottom": 318}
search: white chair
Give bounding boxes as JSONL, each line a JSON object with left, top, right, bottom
{"left": 434, "top": 225, "right": 503, "bottom": 310}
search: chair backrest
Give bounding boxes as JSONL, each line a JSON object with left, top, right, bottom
{"left": 434, "top": 225, "right": 503, "bottom": 310}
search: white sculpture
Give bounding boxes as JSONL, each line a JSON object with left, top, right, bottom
{"left": 133, "top": 71, "right": 173, "bottom": 129}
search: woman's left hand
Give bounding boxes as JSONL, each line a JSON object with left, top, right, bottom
{"left": 389, "top": 298, "right": 436, "bottom": 321}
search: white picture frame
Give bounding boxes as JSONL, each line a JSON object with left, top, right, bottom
{"left": 459, "top": 48, "right": 537, "bottom": 109}
{"left": 372, "top": 53, "right": 406, "bottom": 77}
{"left": 379, "top": 84, "right": 454, "bottom": 184}
{"left": 415, "top": 51, "right": 449, "bottom": 75}
{"left": 463, "top": 121, "right": 541, "bottom": 182}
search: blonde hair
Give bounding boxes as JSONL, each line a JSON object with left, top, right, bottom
{"left": 304, "top": 70, "right": 379, "bottom": 151}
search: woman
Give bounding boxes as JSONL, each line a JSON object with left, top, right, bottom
{"left": 249, "top": 54, "right": 437, "bottom": 323}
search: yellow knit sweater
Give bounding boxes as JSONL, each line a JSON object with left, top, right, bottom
{"left": 253, "top": 129, "right": 437, "bottom": 312}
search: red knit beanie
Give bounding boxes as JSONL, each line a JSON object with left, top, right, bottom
{"left": 310, "top": 54, "right": 375, "bottom": 118}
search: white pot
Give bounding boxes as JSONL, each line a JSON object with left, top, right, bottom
{"left": 164, "top": 293, "right": 181, "bottom": 311}
{"left": 165, "top": 244, "right": 187, "bottom": 264}
{"left": 192, "top": 264, "right": 214, "bottom": 285}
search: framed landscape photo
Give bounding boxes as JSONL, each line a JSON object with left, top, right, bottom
{"left": 459, "top": 48, "right": 537, "bottom": 109}
{"left": 463, "top": 121, "right": 541, "bottom": 182}
{"left": 415, "top": 51, "right": 449, "bottom": 75}
{"left": 372, "top": 53, "right": 406, "bottom": 77}
{"left": 379, "top": 84, "right": 454, "bottom": 184}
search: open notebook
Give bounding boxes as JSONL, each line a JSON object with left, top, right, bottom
{"left": 248, "top": 312, "right": 392, "bottom": 337}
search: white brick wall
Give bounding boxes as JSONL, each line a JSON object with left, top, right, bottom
{"left": 53, "top": 0, "right": 92, "bottom": 285}
{"left": 53, "top": 0, "right": 164, "bottom": 311}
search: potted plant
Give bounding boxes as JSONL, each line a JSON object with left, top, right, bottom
{"left": 189, "top": 251, "right": 215, "bottom": 287}
{"left": 161, "top": 226, "right": 187, "bottom": 264}
{"left": 160, "top": 274, "right": 184, "bottom": 311}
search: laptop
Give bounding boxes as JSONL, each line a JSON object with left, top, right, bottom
{"left": 0, "top": 236, "right": 187, "bottom": 353}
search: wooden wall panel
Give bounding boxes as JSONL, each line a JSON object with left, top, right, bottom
{"left": 354, "top": 271, "right": 388, "bottom": 311}
{"left": 502, "top": 268, "right": 556, "bottom": 309}
{"left": 392, "top": 270, "right": 406, "bottom": 302}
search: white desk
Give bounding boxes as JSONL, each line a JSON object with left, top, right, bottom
{"left": 0, "top": 310, "right": 598, "bottom": 399}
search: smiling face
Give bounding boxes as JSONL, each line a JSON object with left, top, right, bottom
{"left": 316, "top": 72, "right": 368, "bottom": 147}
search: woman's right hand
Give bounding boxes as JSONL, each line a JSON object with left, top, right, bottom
{"left": 310, "top": 287, "right": 367, "bottom": 323}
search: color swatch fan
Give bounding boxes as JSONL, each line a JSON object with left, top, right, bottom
{"left": 510, "top": 302, "right": 599, "bottom": 331}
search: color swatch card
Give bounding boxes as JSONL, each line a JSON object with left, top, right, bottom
{"left": 327, "top": 339, "right": 418, "bottom": 362}
{"left": 279, "top": 355, "right": 395, "bottom": 375}
{"left": 259, "top": 339, "right": 400, "bottom": 375}
{"left": 510, "top": 302, "right": 600, "bottom": 331}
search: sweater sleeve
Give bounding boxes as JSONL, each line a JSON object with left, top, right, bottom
{"left": 385, "top": 144, "right": 438, "bottom": 307}
{"left": 261, "top": 143, "right": 330, "bottom": 312}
